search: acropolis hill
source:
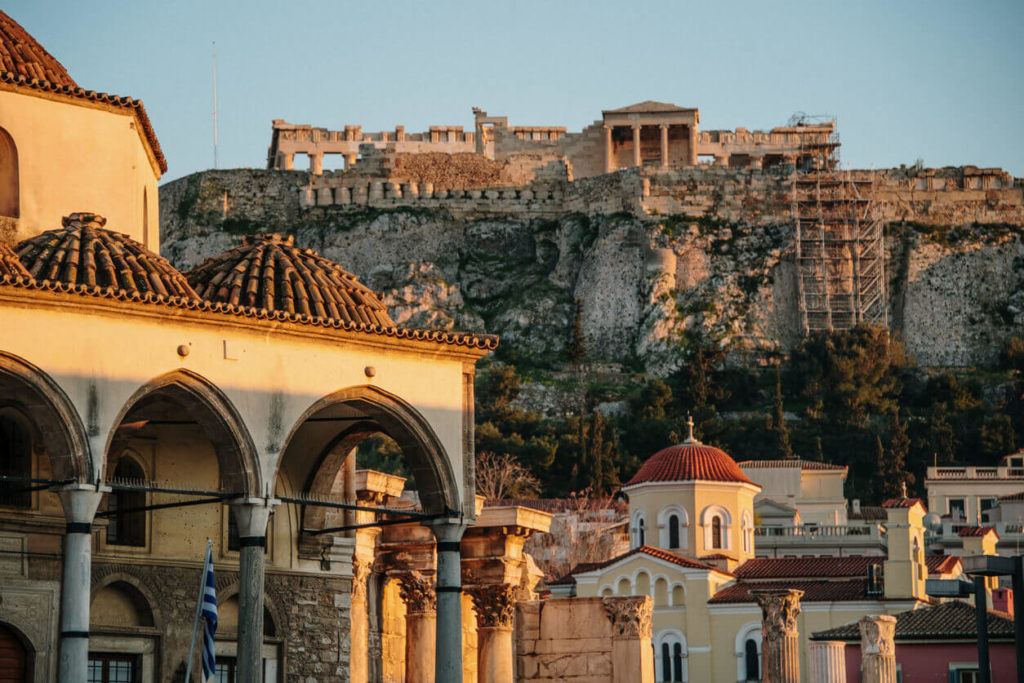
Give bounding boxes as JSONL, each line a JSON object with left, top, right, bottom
{"left": 160, "top": 102, "right": 1024, "bottom": 376}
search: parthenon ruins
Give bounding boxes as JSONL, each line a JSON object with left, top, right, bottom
{"left": 267, "top": 101, "right": 839, "bottom": 177}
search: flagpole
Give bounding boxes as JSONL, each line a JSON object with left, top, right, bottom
{"left": 186, "top": 539, "right": 212, "bottom": 682}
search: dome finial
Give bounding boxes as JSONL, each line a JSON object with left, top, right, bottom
{"left": 684, "top": 414, "right": 699, "bottom": 444}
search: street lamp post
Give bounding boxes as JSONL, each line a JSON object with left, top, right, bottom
{"left": 959, "top": 554, "right": 1024, "bottom": 683}
{"left": 925, "top": 576, "right": 990, "bottom": 683}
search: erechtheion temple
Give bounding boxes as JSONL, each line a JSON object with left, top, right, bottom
{"left": 267, "top": 101, "right": 839, "bottom": 177}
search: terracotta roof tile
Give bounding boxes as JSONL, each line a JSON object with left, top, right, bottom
{"left": 812, "top": 601, "right": 1015, "bottom": 641}
{"left": 710, "top": 579, "right": 881, "bottom": 604}
{"left": 957, "top": 526, "right": 996, "bottom": 538}
{"left": 16, "top": 213, "right": 198, "bottom": 299}
{"left": 188, "top": 234, "right": 397, "bottom": 328}
{"left": 926, "top": 555, "right": 962, "bottom": 574}
{"left": 734, "top": 556, "right": 884, "bottom": 580}
{"left": 737, "top": 459, "right": 847, "bottom": 472}
{"left": 0, "top": 11, "right": 77, "bottom": 88}
{"left": 626, "top": 442, "right": 754, "bottom": 486}
{"left": 556, "top": 545, "right": 726, "bottom": 585}
{"left": 881, "top": 497, "right": 925, "bottom": 509}
{"left": 0, "top": 242, "right": 29, "bottom": 279}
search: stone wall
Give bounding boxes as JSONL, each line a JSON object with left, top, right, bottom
{"left": 515, "top": 596, "right": 653, "bottom": 683}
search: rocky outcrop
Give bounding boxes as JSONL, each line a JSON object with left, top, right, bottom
{"left": 160, "top": 167, "right": 1024, "bottom": 372}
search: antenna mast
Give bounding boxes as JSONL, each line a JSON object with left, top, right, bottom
{"left": 212, "top": 42, "right": 219, "bottom": 169}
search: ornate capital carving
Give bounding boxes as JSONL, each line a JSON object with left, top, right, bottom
{"left": 602, "top": 596, "right": 653, "bottom": 639}
{"left": 351, "top": 558, "right": 372, "bottom": 604}
{"left": 395, "top": 571, "right": 436, "bottom": 614}
{"left": 858, "top": 615, "right": 897, "bottom": 656}
{"left": 466, "top": 583, "right": 517, "bottom": 629}
{"left": 751, "top": 589, "right": 804, "bottom": 639}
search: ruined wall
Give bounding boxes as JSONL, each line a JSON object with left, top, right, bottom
{"left": 160, "top": 166, "right": 1024, "bottom": 370}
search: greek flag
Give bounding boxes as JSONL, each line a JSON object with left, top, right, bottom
{"left": 200, "top": 546, "right": 218, "bottom": 682}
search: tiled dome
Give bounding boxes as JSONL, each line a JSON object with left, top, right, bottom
{"left": 0, "top": 10, "right": 78, "bottom": 87}
{"left": 16, "top": 213, "right": 198, "bottom": 298}
{"left": 626, "top": 433, "right": 753, "bottom": 486}
{"left": 187, "top": 234, "right": 395, "bottom": 327}
{"left": 0, "top": 242, "right": 30, "bottom": 279}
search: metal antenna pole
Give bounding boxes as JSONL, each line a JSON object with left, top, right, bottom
{"left": 212, "top": 42, "right": 218, "bottom": 169}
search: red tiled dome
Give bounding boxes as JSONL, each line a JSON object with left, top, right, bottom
{"left": 16, "top": 213, "right": 199, "bottom": 299}
{"left": 0, "top": 10, "right": 77, "bottom": 88}
{"left": 626, "top": 441, "right": 754, "bottom": 486}
{"left": 187, "top": 234, "right": 395, "bottom": 327}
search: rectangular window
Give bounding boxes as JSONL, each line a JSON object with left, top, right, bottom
{"left": 215, "top": 658, "right": 237, "bottom": 683}
{"left": 948, "top": 498, "right": 966, "bottom": 521}
{"left": 87, "top": 653, "right": 137, "bottom": 683}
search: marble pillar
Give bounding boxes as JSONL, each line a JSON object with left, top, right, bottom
{"left": 58, "top": 484, "right": 106, "bottom": 683}
{"left": 659, "top": 124, "right": 669, "bottom": 168}
{"left": 603, "top": 596, "right": 655, "bottom": 683}
{"left": 808, "top": 640, "right": 847, "bottom": 683}
{"left": 430, "top": 520, "right": 467, "bottom": 683}
{"left": 467, "top": 583, "right": 517, "bottom": 683}
{"left": 232, "top": 497, "right": 279, "bottom": 683}
{"left": 858, "top": 615, "right": 897, "bottom": 683}
{"left": 349, "top": 559, "right": 373, "bottom": 683}
{"left": 632, "top": 125, "right": 642, "bottom": 167}
{"left": 398, "top": 571, "right": 438, "bottom": 683}
{"left": 752, "top": 589, "right": 803, "bottom": 683}
{"left": 687, "top": 124, "right": 697, "bottom": 166}
{"left": 603, "top": 125, "right": 614, "bottom": 173}
{"left": 310, "top": 153, "right": 323, "bottom": 175}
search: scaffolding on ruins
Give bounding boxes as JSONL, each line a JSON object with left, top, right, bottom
{"left": 792, "top": 166, "right": 887, "bottom": 334}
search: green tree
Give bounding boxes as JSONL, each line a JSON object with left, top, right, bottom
{"left": 772, "top": 363, "right": 795, "bottom": 460}
{"left": 880, "top": 414, "right": 914, "bottom": 499}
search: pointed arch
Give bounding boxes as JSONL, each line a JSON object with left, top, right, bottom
{"left": 0, "top": 351, "right": 92, "bottom": 482}
{"left": 106, "top": 369, "right": 261, "bottom": 495}
{"left": 279, "top": 385, "right": 459, "bottom": 516}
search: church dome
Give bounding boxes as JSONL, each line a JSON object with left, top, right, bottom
{"left": 16, "top": 213, "right": 198, "bottom": 298}
{"left": 187, "top": 234, "right": 395, "bottom": 327}
{"left": 626, "top": 430, "right": 753, "bottom": 486}
{"left": 0, "top": 10, "right": 78, "bottom": 87}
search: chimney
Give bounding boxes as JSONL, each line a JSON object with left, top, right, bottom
{"left": 992, "top": 587, "right": 1013, "bottom": 616}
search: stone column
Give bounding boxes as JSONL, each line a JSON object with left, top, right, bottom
{"left": 603, "top": 596, "right": 655, "bottom": 683}
{"left": 858, "top": 615, "right": 897, "bottom": 683}
{"left": 430, "top": 520, "right": 467, "bottom": 683}
{"left": 398, "top": 571, "right": 438, "bottom": 683}
{"left": 632, "top": 125, "right": 642, "bottom": 167}
{"left": 345, "top": 153, "right": 358, "bottom": 169}
{"left": 280, "top": 152, "right": 294, "bottom": 170}
{"left": 659, "top": 124, "right": 670, "bottom": 168}
{"left": 603, "top": 125, "right": 614, "bottom": 173}
{"left": 350, "top": 559, "right": 373, "bottom": 683}
{"left": 310, "top": 153, "right": 323, "bottom": 175}
{"left": 467, "top": 584, "right": 517, "bottom": 683}
{"left": 752, "top": 589, "right": 803, "bottom": 683}
{"left": 232, "top": 497, "right": 279, "bottom": 683}
{"left": 687, "top": 124, "right": 698, "bottom": 166}
{"left": 808, "top": 640, "right": 847, "bottom": 683}
{"left": 57, "top": 483, "right": 105, "bottom": 683}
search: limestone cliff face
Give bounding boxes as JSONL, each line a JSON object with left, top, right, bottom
{"left": 160, "top": 169, "right": 1024, "bottom": 371}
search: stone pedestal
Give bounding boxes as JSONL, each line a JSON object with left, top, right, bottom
{"left": 467, "top": 583, "right": 517, "bottom": 683}
{"left": 752, "top": 589, "right": 803, "bottom": 683}
{"left": 858, "top": 615, "right": 897, "bottom": 683}
{"left": 398, "top": 571, "right": 438, "bottom": 683}
{"left": 808, "top": 640, "right": 847, "bottom": 683}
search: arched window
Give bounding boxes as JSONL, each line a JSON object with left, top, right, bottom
{"left": 668, "top": 514, "right": 680, "bottom": 549}
{"left": 700, "top": 505, "right": 732, "bottom": 551}
{"left": 711, "top": 517, "right": 722, "bottom": 549}
{"left": 0, "top": 127, "right": 18, "bottom": 218}
{"left": 107, "top": 456, "right": 146, "bottom": 546}
{"left": 656, "top": 630, "right": 687, "bottom": 682}
{"left": 745, "top": 638, "right": 759, "bottom": 680}
{"left": 0, "top": 412, "right": 32, "bottom": 508}
{"left": 672, "top": 643, "right": 684, "bottom": 682}
{"left": 631, "top": 510, "right": 647, "bottom": 548}
{"left": 742, "top": 510, "right": 754, "bottom": 554}
{"left": 638, "top": 517, "right": 646, "bottom": 546}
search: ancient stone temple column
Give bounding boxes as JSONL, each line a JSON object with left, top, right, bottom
{"left": 345, "top": 153, "right": 358, "bottom": 169}
{"left": 430, "top": 520, "right": 467, "bottom": 682}
{"left": 232, "top": 497, "right": 279, "bottom": 683}
{"left": 659, "top": 124, "right": 670, "bottom": 168}
{"left": 280, "top": 152, "right": 294, "bottom": 170}
{"left": 398, "top": 571, "right": 438, "bottom": 683}
{"left": 58, "top": 483, "right": 105, "bottom": 683}
{"left": 752, "top": 589, "right": 803, "bottom": 683}
{"left": 310, "top": 152, "right": 323, "bottom": 175}
{"left": 632, "top": 125, "right": 642, "bottom": 167}
{"left": 687, "top": 124, "right": 697, "bottom": 166}
{"left": 603, "top": 125, "right": 614, "bottom": 173}
{"left": 603, "top": 596, "right": 655, "bottom": 683}
{"left": 808, "top": 640, "right": 847, "bottom": 683}
{"left": 349, "top": 559, "right": 373, "bottom": 683}
{"left": 858, "top": 615, "right": 897, "bottom": 683}
{"left": 467, "top": 583, "right": 517, "bottom": 683}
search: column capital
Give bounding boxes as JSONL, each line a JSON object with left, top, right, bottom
{"left": 395, "top": 570, "right": 437, "bottom": 614}
{"left": 58, "top": 483, "right": 108, "bottom": 524}
{"left": 858, "top": 615, "right": 896, "bottom": 656}
{"left": 752, "top": 588, "right": 803, "bottom": 638}
{"left": 427, "top": 518, "right": 468, "bottom": 544}
{"left": 231, "top": 497, "right": 280, "bottom": 537}
{"left": 602, "top": 596, "right": 653, "bottom": 639}
{"left": 351, "top": 557, "right": 373, "bottom": 603}
{"left": 466, "top": 583, "right": 517, "bottom": 629}
{"left": 659, "top": 122, "right": 669, "bottom": 130}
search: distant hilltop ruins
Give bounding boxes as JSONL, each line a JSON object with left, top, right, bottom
{"left": 268, "top": 100, "right": 839, "bottom": 176}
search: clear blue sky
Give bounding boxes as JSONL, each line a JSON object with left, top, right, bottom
{"left": 9, "top": 0, "right": 1023, "bottom": 181}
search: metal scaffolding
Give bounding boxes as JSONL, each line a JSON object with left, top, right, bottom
{"left": 792, "top": 169, "right": 887, "bottom": 334}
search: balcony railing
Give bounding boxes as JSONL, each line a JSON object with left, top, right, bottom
{"left": 927, "top": 466, "right": 1024, "bottom": 480}
{"left": 754, "top": 524, "right": 884, "bottom": 540}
